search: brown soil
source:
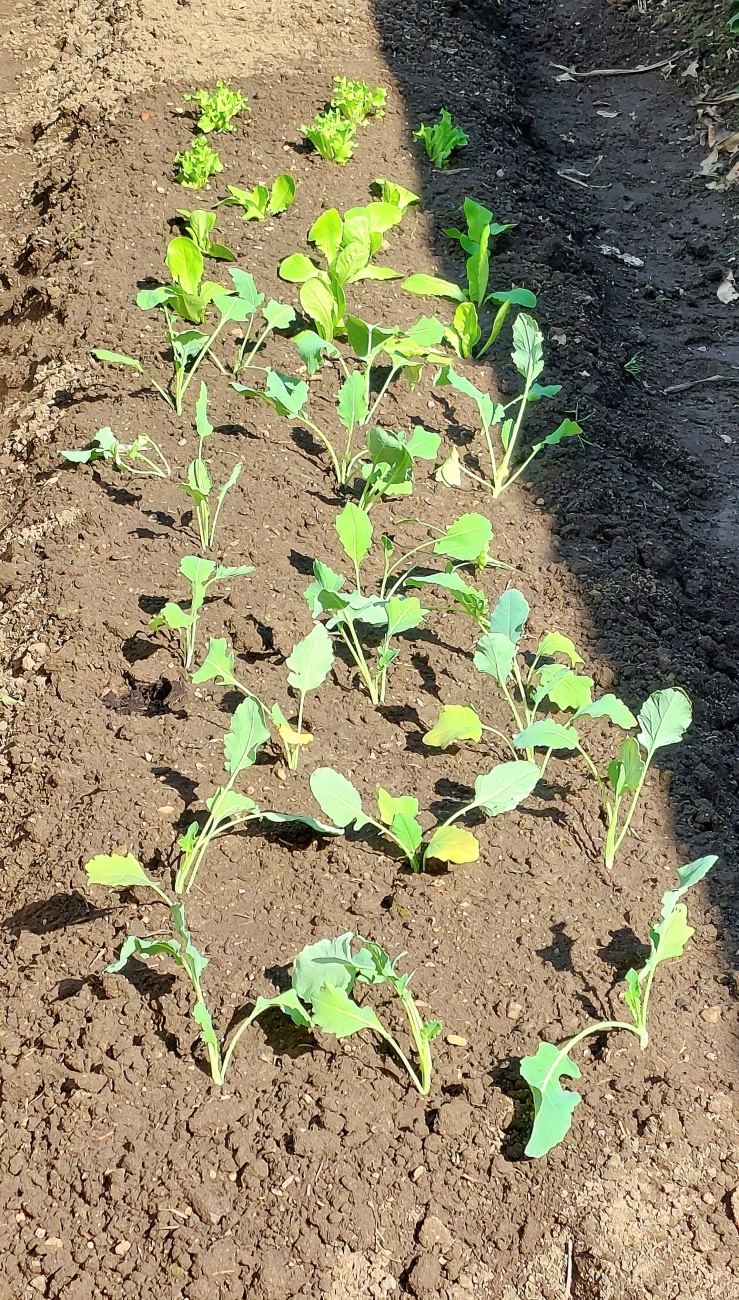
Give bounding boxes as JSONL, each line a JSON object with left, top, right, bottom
{"left": 2, "top": 0, "right": 739, "bottom": 1297}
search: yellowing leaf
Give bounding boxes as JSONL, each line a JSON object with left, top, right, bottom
{"left": 424, "top": 704, "right": 482, "bottom": 748}
{"left": 425, "top": 825, "right": 479, "bottom": 865}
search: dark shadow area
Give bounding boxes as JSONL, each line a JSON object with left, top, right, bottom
{"left": 4, "top": 891, "right": 111, "bottom": 935}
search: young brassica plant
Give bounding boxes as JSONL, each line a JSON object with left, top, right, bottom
{"left": 521, "top": 854, "right": 717, "bottom": 1157}
{"left": 175, "top": 137, "right": 224, "bottom": 188}
{"left": 149, "top": 555, "right": 253, "bottom": 671}
{"left": 184, "top": 80, "right": 249, "bottom": 133}
{"left": 220, "top": 174, "right": 296, "bottom": 222}
{"left": 59, "top": 426, "right": 170, "bottom": 478}
{"left": 330, "top": 77, "right": 386, "bottom": 124}
{"left": 180, "top": 384, "right": 243, "bottom": 552}
{"left": 403, "top": 198, "right": 535, "bottom": 358}
{"left": 310, "top": 759, "right": 540, "bottom": 870}
{"left": 175, "top": 697, "right": 337, "bottom": 894}
{"left": 176, "top": 209, "right": 236, "bottom": 261}
{"left": 301, "top": 109, "right": 357, "bottom": 164}
{"left": 433, "top": 317, "right": 581, "bottom": 497}
{"left": 413, "top": 109, "right": 468, "bottom": 168}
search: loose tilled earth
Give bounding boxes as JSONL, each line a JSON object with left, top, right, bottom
{"left": 2, "top": 0, "right": 739, "bottom": 1296}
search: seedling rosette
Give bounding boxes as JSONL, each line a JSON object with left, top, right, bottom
{"left": 184, "top": 80, "right": 249, "bottom": 133}
{"left": 149, "top": 554, "right": 254, "bottom": 671}
{"left": 60, "top": 426, "right": 170, "bottom": 478}
{"left": 413, "top": 109, "right": 468, "bottom": 168}
{"left": 220, "top": 174, "right": 296, "bottom": 222}
{"left": 175, "top": 137, "right": 224, "bottom": 188}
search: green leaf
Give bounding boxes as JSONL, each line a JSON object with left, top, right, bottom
{"left": 636, "top": 688, "right": 692, "bottom": 757}
{"left": 511, "top": 313, "right": 545, "bottom": 383}
{"left": 85, "top": 853, "right": 158, "bottom": 891}
{"left": 286, "top": 623, "right": 334, "bottom": 695}
{"left": 424, "top": 704, "right": 482, "bottom": 749}
{"left": 513, "top": 720, "right": 579, "bottom": 751}
{"left": 335, "top": 502, "right": 373, "bottom": 571}
{"left": 573, "top": 694, "right": 637, "bottom": 729}
{"left": 300, "top": 277, "right": 342, "bottom": 341}
{"left": 226, "top": 268, "right": 264, "bottom": 312}
{"left": 376, "top": 788, "right": 420, "bottom": 823}
{"left": 425, "top": 824, "right": 479, "bottom": 864}
{"left": 487, "top": 286, "right": 537, "bottom": 309}
{"left": 267, "top": 173, "right": 297, "bottom": 214}
{"left": 293, "top": 933, "right": 356, "bottom": 1003}
{"left": 531, "top": 418, "right": 581, "bottom": 453}
{"left": 263, "top": 301, "right": 296, "bottom": 332}
{"left": 490, "top": 588, "right": 529, "bottom": 643}
{"left": 279, "top": 253, "right": 319, "bottom": 284}
{"left": 521, "top": 1042, "right": 581, "bottom": 1158}
{"left": 336, "top": 371, "right": 369, "bottom": 431}
{"left": 472, "top": 760, "right": 540, "bottom": 815}
{"left": 608, "top": 736, "right": 645, "bottom": 796}
{"left": 474, "top": 631, "right": 516, "bottom": 685}
{"left": 304, "top": 560, "right": 346, "bottom": 616}
{"left": 293, "top": 329, "right": 341, "bottom": 376}
{"left": 107, "top": 934, "right": 182, "bottom": 975}
{"left": 450, "top": 301, "right": 481, "bottom": 356}
{"left": 223, "top": 697, "right": 270, "bottom": 776}
{"left": 246, "top": 989, "right": 313, "bottom": 1029}
{"left": 402, "top": 273, "right": 467, "bottom": 302}
{"left": 412, "top": 110, "right": 469, "bottom": 168}
{"left": 92, "top": 349, "right": 143, "bottom": 370}
{"left": 535, "top": 665, "right": 593, "bottom": 712}
{"left": 536, "top": 632, "right": 583, "bottom": 666}
{"left": 309, "top": 209, "right": 344, "bottom": 263}
{"left": 434, "top": 512, "right": 493, "bottom": 562}
{"left": 311, "top": 983, "right": 385, "bottom": 1039}
{"left": 234, "top": 369, "right": 309, "bottom": 418}
{"left": 637, "top": 854, "right": 718, "bottom": 984}
{"left": 194, "top": 381, "right": 213, "bottom": 440}
{"left": 166, "top": 236, "right": 204, "bottom": 294}
{"left": 309, "top": 768, "right": 369, "bottom": 829}
{"left": 389, "top": 811, "right": 423, "bottom": 861}
{"left": 385, "top": 596, "right": 425, "bottom": 636}
{"left": 374, "top": 178, "right": 420, "bottom": 211}
{"left": 466, "top": 224, "right": 490, "bottom": 308}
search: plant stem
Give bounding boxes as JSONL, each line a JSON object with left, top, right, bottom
{"left": 302, "top": 417, "right": 343, "bottom": 485}
{"left": 605, "top": 760, "right": 651, "bottom": 869}
{"left": 541, "top": 1019, "right": 645, "bottom": 1098}
{"left": 399, "top": 989, "right": 433, "bottom": 1093}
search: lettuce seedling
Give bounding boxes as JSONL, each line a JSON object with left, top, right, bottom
{"left": 193, "top": 623, "right": 335, "bottom": 771}
{"left": 137, "top": 237, "right": 228, "bottom": 325}
{"left": 175, "top": 136, "right": 224, "bottom": 188}
{"left": 184, "top": 80, "right": 249, "bottom": 133}
{"left": 433, "top": 319, "right": 580, "bottom": 497}
{"left": 413, "top": 109, "right": 468, "bottom": 168}
{"left": 149, "top": 554, "right": 254, "bottom": 671}
{"left": 373, "top": 177, "right": 420, "bottom": 211}
{"left": 60, "top": 426, "right": 170, "bottom": 478}
{"left": 310, "top": 757, "right": 539, "bottom": 870}
{"left": 175, "top": 697, "right": 337, "bottom": 893}
{"left": 301, "top": 108, "right": 357, "bottom": 163}
{"left": 330, "top": 77, "right": 386, "bottom": 124}
{"left": 176, "top": 209, "right": 236, "bottom": 260}
{"left": 220, "top": 174, "right": 296, "bottom": 222}
{"left": 180, "top": 383, "right": 243, "bottom": 552}
{"left": 521, "top": 855, "right": 717, "bottom": 1157}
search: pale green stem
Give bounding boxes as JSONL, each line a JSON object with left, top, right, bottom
{"left": 541, "top": 1019, "right": 646, "bottom": 1100}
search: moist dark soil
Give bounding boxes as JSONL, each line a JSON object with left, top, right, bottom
{"left": 1, "top": 0, "right": 739, "bottom": 1297}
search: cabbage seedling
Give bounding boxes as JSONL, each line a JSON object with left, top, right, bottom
{"left": 184, "top": 80, "right": 248, "bottom": 133}
{"left": 176, "top": 209, "right": 236, "bottom": 260}
{"left": 310, "top": 768, "right": 425, "bottom": 869}
{"left": 180, "top": 383, "right": 243, "bottom": 552}
{"left": 175, "top": 697, "right": 337, "bottom": 893}
{"left": 413, "top": 109, "right": 468, "bottom": 168}
{"left": 220, "top": 174, "right": 296, "bottom": 222}
{"left": 149, "top": 555, "right": 254, "bottom": 671}
{"left": 175, "top": 137, "right": 224, "bottom": 188}
{"left": 521, "top": 855, "right": 717, "bottom": 1157}
{"left": 330, "top": 77, "right": 386, "bottom": 124}
{"left": 60, "top": 426, "right": 170, "bottom": 478}
{"left": 240, "top": 932, "right": 441, "bottom": 1093}
{"left": 301, "top": 109, "right": 357, "bottom": 164}
{"left": 433, "top": 319, "right": 580, "bottom": 497}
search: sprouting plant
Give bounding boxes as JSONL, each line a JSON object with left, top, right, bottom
{"left": 184, "top": 80, "right": 249, "bottom": 133}
{"left": 623, "top": 352, "right": 643, "bottom": 378}
{"left": 60, "top": 426, "right": 170, "bottom": 478}
{"left": 403, "top": 199, "right": 535, "bottom": 358}
{"left": 310, "top": 758, "right": 540, "bottom": 870}
{"left": 304, "top": 505, "right": 496, "bottom": 704}
{"left": 433, "top": 318, "right": 581, "bottom": 497}
{"left": 220, "top": 174, "right": 296, "bottom": 222}
{"left": 180, "top": 384, "right": 243, "bottom": 552}
{"left": 330, "top": 77, "right": 387, "bottom": 124}
{"left": 176, "top": 209, "right": 236, "bottom": 260}
{"left": 174, "top": 698, "right": 337, "bottom": 894}
{"left": 175, "top": 136, "right": 224, "bottom": 188}
{"left": 193, "top": 623, "right": 335, "bottom": 772}
{"left": 521, "top": 855, "right": 717, "bottom": 1157}
{"left": 301, "top": 109, "right": 357, "bottom": 164}
{"left": 137, "top": 237, "right": 228, "bottom": 325}
{"left": 241, "top": 932, "right": 442, "bottom": 1094}
{"left": 413, "top": 109, "right": 468, "bottom": 168}
{"left": 730, "top": 0, "right": 739, "bottom": 33}
{"left": 357, "top": 424, "right": 441, "bottom": 511}
{"left": 149, "top": 555, "right": 254, "bottom": 671}
{"left": 373, "top": 177, "right": 420, "bottom": 211}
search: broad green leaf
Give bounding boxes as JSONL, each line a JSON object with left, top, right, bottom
{"left": 402, "top": 273, "right": 467, "bottom": 302}
{"left": 434, "top": 512, "right": 493, "bottom": 562}
{"left": 151, "top": 601, "right": 190, "bottom": 632}
{"left": 107, "top": 934, "right": 182, "bottom": 975}
{"left": 474, "top": 631, "right": 516, "bottom": 685}
{"left": 521, "top": 1042, "right": 581, "bottom": 1158}
{"left": 334, "top": 236, "right": 372, "bottom": 285}
{"left": 450, "top": 301, "right": 481, "bottom": 357}
{"left": 85, "top": 853, "right": 158, "bottom": 891}
{"left": 374, "top": 178, "right": 420, "bottom": 211}
{"left": 195, "top": 381, "right": 213, "bottom": 440}
{"left": 376, "top": 788, "right": 420, "bottom": 823}
{"left": 424, "top": 704, "right": 482, "bottom": 748}
{"left": 466, "top": 223, "right": 490, "bottom": 307}
{"left": 352, "top": 265, "right": 401, "bottom": 282}
{"left": 609, "top": 736, "right": 644, "bottom": 795}
{"left": 207, "top": 789, "right": 259, "bottom": 819}
{"left": 624, "top": 968, "right": 642, "bottom": 1022}
{"left": 531, "top": 418, "right": 581, "bottom": 452}
{"left": 300, "top": 277, "right": 340, "bottom": 340}
{"left": 337, "top": 371, "right": 369, "bottom": 431}
{"left": 425, "top": 824, "right": 479, "bottom": 864}
{"left": 385, "top": 596, "right": 425, "bottom": 637}
{"left": 293, "top": 933, "right": 356, "bottom": 1003}
{"left": 625, "top": 855, "right": 718, "bottom": 1012}
{"left": 536, "top": 632, "right": 583, "bottom": 666}
{"left": 389, "top": 811, "right": 423, "bottom": 860}
{"left": 410, "top": 570, "right": 489, "bottom": 627}
{"left": 511, "top": 313, "right": 544, "bottom": 383}
{"left": 304, "top": 560, "right": 346, "bottom": 616}
{"left": 166, "top": 237, "right": 204, "bottom": 294}
{"left": 311, "top": 983, "right": 385, "bottom": 1039}
{"left": 536, "top": 664, "right": 593, "bottom": 713}
{"left": 259, "top": 811, "right": 339, "bottom": 835}
{"left": 636, "top": 688, "right": 692, "bottom": 757}
{"left": 263, "top": 300, "right": 296, "bottom": 331}
{"left": 180, "top": 554, "right": 217, "bottom": 585}
{"left": 435, "top": 445, "right": 462, "bottom": 487}
{"left": 223, "top": 697, "right": 270, "bottom": 776}
{"left": 487, "top": 287, "right": 537, "bottom": 309}
{"left": 335, "top": 502, "right": 373, "bottom": 570}
{"left": 247, "top": 989, "right": 313, "bottom": 1029}
{"left": 490, "top": 589, "right": 529, "bottom": 643}
{"left": 214, "top": 563, "right": 254, "bottom": 582}
{"left": 472, "top": 760, "right": 540, "bottom": 815}
{"left": 268, "top": 173, "right": 296, "bottom": 215}
{"left": 309, "top": 209, "right": 344, "bottom": 263}
{"left": 573, "top": 694, "right": 637, "bottom": 729}
{"left": 309, "top": 768, "right": 369, "bottom": 829}
{"left": 136, "top": 285, "right": 175, "bottom": 311}
{"left": 293, "top": 329, "right": 341, "bottom": 375}
{"left": 228, "top": 268, "right": 264, "bottom": 312}
{"left": 92, "top": 349, "right": 143, "bottom": 370}
{"left": 513, "top": 720, "right": 579, "bottom": 751}
{"left": 286, "top": 623, "right": 334, "bottom": 695}
{"left": 279, "top": 253, "right": 319, "bottom": 284}
{"left": 405, "top": 425, "right": 441, "bottom": 459}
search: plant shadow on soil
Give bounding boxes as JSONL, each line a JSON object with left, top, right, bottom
{"left": 369, "top": 0, "right": 739, "bottom": 988}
